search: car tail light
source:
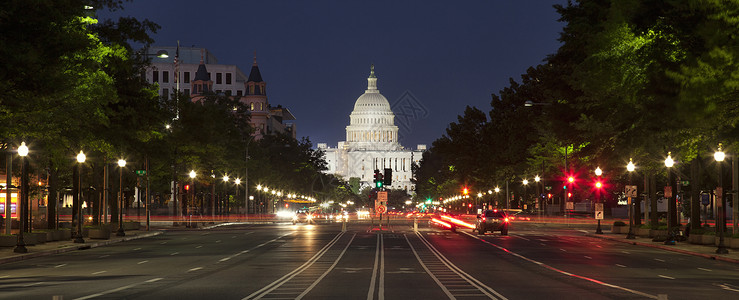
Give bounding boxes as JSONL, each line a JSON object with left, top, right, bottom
{"left": 504, "top": 217, "right": 509, "bottom": 223}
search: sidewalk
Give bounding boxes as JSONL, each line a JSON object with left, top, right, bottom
{"left": 585, "top": 231, "right": 739, "bottom": 264}
{"left": 0, "top": 228, "right": 164, "bottom": 265}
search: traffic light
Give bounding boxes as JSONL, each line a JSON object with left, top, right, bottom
{"left": 547, "top": 193, "right": 552, "bottom": 199}
{"left": 373, "top": 169, "right": 383, "bottom": 188}
{"left": 184, "top": 184, "right": 190, "bottom": 191}
{"left": 383, "top": 168, "right": 392, "bottom": 186}
{"left": 568, "top": 176, "right": 575, "bottom": 183}
{"left": 567, "top": 192, "right": 572, "bottom": 198}
{"left": 595, "top": 181, "right": 603, "bottom": 189}
{"left": 462, "top": 187, "right": 469, "bottom": 195}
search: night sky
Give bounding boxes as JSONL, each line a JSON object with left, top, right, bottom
{"left": 98, "top": 0, "right": 567, "bottom": 149}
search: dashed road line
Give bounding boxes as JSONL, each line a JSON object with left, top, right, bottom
{"left": 616, "top": 264, "right": 627, "bottom": 268}
{"left": 137, "top": 260, "right": 148, "bottom": 264}
{"left": 658, "top": 275, "right": 675, "bottom": 280}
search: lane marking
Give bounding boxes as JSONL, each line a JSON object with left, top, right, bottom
{"left": 215, "top": 240, "right": 221, "bottom": 243}
{"left": 188, "top": 267, "right": 203, "bottom": 272}
{"left": 297, "top": 233, "right": 357, "bottom": 299}
{"left": 133, "top": 247, "right": 142, "bottom": 251}
{"left": 621, "top": 251, "right": 630, "bottom": 254}
{"left": 195, "top": 245, "right": 203, "bottom": 248}
{"left": 654, "top": 258, "right": 665, "bottom": 262}
{"left": 73, "top": 277, "right": 163, "bottom": 300}
{"left": 584, "top": 256, "right": 592, "bottom": 260}
{"left": 220, "top": 232, "right": 292, "bottom": 263}
{"left": 54, "top": 264, "right": 67, "bottom": 268}
{"left": 243, "top": 232, "right": 345, "bottom": 300}
{"left": 170, "top": 252, "right": 179, "bottom": 256}
{"left": 559, "top": 248, "right": 567, "bottom": 252}
{"left": 540, "top": 243, "right": 546, "bottom": 246}
{"left": 92, "top": 271, "right": 107, "bottom": 275}
{"left": 512, "top": 235, "right": 530, "bottom": 241}
{"left": 461, "top": 231, "right": 658, "bottom": 299}
{"left": 616, "top": 264, "right": 627, "bottom": 268}
{"left": 160, "top": 241, "right": 167, "bottom": 244}
{"left": 24, "top": 282, "right": 44, "bottom": 287}
{"left": 658, "top": 275, "right": 675, "bottom": 280}
{"left": 137, "top": 260, "right": 148, "bottom": 265}
{"left": 716, "top": 283, "right": 739, "bottom": 293}
{"left": 98, "top": 255, "right": 110, "bottom": 258}
{"left": 698, "top": 268, "right": 712, "bottom": 272}
{"left": 367, "top": 234, "right": 380, "bottom": 300}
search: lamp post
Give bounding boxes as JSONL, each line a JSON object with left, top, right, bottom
{"left": 494, "top": 187, "right": 500, "bottom": 208}
{"left": 522, "top": 179, "right": 529, "bottom": 210}
{"left": 74, "top": 151, "right": 86, "bottom": 243}
{"left": 626, "top": 158, "right": 636, "bottom": 239}
{"left": 222, "top": 175, "right": 229, "bottom": 218}
{"left": 116, "top": 159, "right": 126, "bottom": 236}
{"left": 189, "top": 170, "right": 196, "bottom": 221}
{"left": 714, "top": 144, "right": 729, "bottom": 254}
{"left": 13, "top": 142, "right": 29, "bottom": 253}
{"left": 664, "top": 152, "right": 676, "bottom": 245}
{"left": 594, "top": 167, "right": 603, "bottom": 234}
{"left": 234, "top": 178, "right": 241, "bottom": 216}
{"left": 534, "top": 175, "right": 541, "bottom": 219}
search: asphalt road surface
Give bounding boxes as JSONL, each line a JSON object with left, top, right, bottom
{"left": 2, "top": 220, "right": 738, "bottom": 299}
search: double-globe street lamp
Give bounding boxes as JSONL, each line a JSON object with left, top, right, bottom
{"left": 116, "top": 159, "right": 126, "bottom": 236}
{"left": 13, "top": 142, "right": 29, "bottom": 253}
{"left": 714, "top": 144, "right": 729, "bottom": 254}
{"left": 594, "top": 167, "right": 603, "bottom": 234}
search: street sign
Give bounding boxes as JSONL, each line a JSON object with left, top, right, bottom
{"left": 680, "top": 180, "right": 689, "bottom": 186}
{"left": 701, "top": 193, "right": 710, "bottom": 206}
{"left": 664, "top": 186, "right": 672, "bottom": 198}
{"left": 625, "top": 185, "right": 637, "bottom": 198}
{"left": 376, "top": 204, "right": 386, "bottom": 214}
{"left": 136, "top": 170, "right": 146, "bottom": 176}
{"left": 377, "top": 191, "right": 388, "bottom": 202}
{"left": 566, "top": 202, "right": 574, "bottom": 210}
{"left": 594, "top": 203, "right": 604, "bottom": 220}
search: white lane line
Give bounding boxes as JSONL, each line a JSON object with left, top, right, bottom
{"left": 616, "top": 264, "right": 627, "bottom": 268}
{"left": 540, "top": 243, "right": 546, "bottom": 246}
{"left": 658, "top": 275, "right": 675, "bottom": 280}
{"left": 98, "top": 255, "right": 110, "bottom": 258}
{"left": 137, "top": 260, "right": 149, "bottom": 265}
{"left": 512, "top": 235, "right": 530, "bottom": 241}
{"left": 24, "top": 282, "right": 44, "bottom": 287}
{"left": 54, "top": 264, "right": 67, "bottom": 268}
{"left": 367, "top": 233, "right": 380, "bottom": 300}
{"left": 216, "top": 240, "right": 221, "bottom": 243}
{"left": 160, "top": 241, "right": 167, "bottom": 244}
{"left": 297, "top": 233, "right": 357, "bottom": 299}
{"left": 195, "top": 245, "right": 203, "bottom": 248}
{"left": 717, "top": 283, "right": 739, "bottom": 293}
{"left": 92, "top": 271, "right": 107, "bottom": 275}
{"left": 232, "top": 236, "right": 237, "bottom": 239}
{"left": 621, "top": 251, "right": 630, "bottom": 254}
{"left": 461, "top": 231, "right": 658, "bottom": 299}
{"left": 560, "top": 248, "right": 567, "bottom": 252}
{"left": 584, "top": 256, "right": 592, "bottom": 260}
{"left": 188, "top": 267, "right": 203, "bottom": 272}
{"left": 0, "top": 275, "right": 8, "bottom": 279}
{"left": 698, "top": 268, "right": 712, "bottom": 272}
{"left": 654, "top": 258, "right": 665, "bottom": 262}
{"left": 220, "top": 232, "right": 292, "bottom": 263}
{"left": 133, "top": 247, "right": 142, "bottom": 251}
{"left": 170, "top": 252, "right": 179, "bottom": 256}
{"left": 73, "top": 278, "right": 163, "bottom": 300}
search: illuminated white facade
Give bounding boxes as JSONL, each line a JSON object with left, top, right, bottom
{"left": 319, "top": 66, "right": 425, "bottom": 192}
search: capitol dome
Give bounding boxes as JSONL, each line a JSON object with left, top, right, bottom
{"left": 345, "top": 65, "right": 399, "bottom": 150}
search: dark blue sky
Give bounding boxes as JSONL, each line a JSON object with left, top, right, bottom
{"left": 99, "top": 0, "right": 567, "bottom": 148}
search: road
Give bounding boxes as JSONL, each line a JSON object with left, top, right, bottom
{"left": 1, "top": 219, "right": 738, "bottom": 299}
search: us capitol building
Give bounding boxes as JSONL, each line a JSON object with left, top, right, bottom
{"left": 318, "top": 66, "right": 426, "bottom": 192}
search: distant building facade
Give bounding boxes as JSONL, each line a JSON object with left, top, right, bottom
{"left": 318, "top": 66, "right": 425, "bottom": 192}
{"left": 144, "top": 46, "right": 295, "bottom": 139}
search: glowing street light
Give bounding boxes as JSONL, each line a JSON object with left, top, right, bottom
{"left": 626, "top": 158, "right": 636, "bottom": 239}
{"left": 715, "top": 143, "right": 729, "bottom": 254}
{"left": 116, "top": 159, "right": 126, "bottom": 236}
{"left": 13, "top": 142, "right": 29, "bottom": 253}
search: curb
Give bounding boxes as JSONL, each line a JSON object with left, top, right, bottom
{"left": 0, "top": 231, "right": 163, "bottom": 265}
{"left": 585, "top": 233, "right": 739, "bottom": 265}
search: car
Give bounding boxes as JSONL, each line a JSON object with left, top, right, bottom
{"left": 474, "top": 209, "right": 509, "bottom": 235}
{"left": 292, "top": 212, "right": 313, "bottom": 224}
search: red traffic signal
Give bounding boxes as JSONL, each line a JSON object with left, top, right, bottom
{"left": 568, "top": 176, "right": 575, "bottom": 183}
{"left": 595, "top": 181, "right": 603, "bottom": 189}
{"left": 184, "top": 184, "right": 190, "bottom": 191}
{"left": 547, "top": 193, "right": 552, "bottom": 199}
{"left": 468, "top": 203, "right": 472, "bottom": 208}
{"left": 567, "top": 192, "right": 572, "bottom": 198}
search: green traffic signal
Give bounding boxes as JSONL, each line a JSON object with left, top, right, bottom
{"left": 375, "top": 180, "right": 383, "bottom": 188}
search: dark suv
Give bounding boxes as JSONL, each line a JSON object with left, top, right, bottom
{"left": 475, "top": 209, "right": 509, "bottom": 235}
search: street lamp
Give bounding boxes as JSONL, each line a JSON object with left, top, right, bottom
{"left": 626, "top": 158, "right": 636, "bottom": 239}
{"left": 535, "top": 175, "right": 542, "bottom": 219}
{"left": 189, "top": 170, "right": 196, "bottom": 221}
{"left": 74, "top": 151, "right": 86, "bottom": 243}
{"left": 116, "top": 159, "right": 126, "bottom": 236}
{"left": 715, "top": 143, "right": 729, "bottom": 254}
{"left": 594, "top": 167, "right": 603, "bottom": 234}
{"left": 664, "top": 152, "right": 676, "bottom": 245}
{"left": 13, "top": 142, "right": 29, "bottom": 253}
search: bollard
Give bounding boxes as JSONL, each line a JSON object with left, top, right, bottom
{"left": 342, "top": 218, "right": 347, "bottom": 232}
{"left": 413, "top": 217, "right": 418, "bottom": 232}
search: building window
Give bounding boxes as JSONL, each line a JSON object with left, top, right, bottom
{"left": 184, "top": 89, "right": 190, "bottom": 96}
{"left": 237, "top": 90, "right": 243, "bottom": 96}
{"left": 184, "top": 72, "right": 190, "bottom": 83}
{"left": 208, "top": 72, "right": 211, "bottom": 80}
{"left": 216, "top": 73, "right": 222, "bottom": 84}
{"left": 152, "top": 71, "right": 159, "bottom": 82}
{"left": 226, "top": 73, "right": 232, "bottom": 84}
{"left": 250, "top": 103, "right": 254, "bottom": 110}
{"left": 162, "top": 88, "right": 169, "bottom": 100}
{"left": 163, "top": 71, "right": 169, "bottom": 83}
